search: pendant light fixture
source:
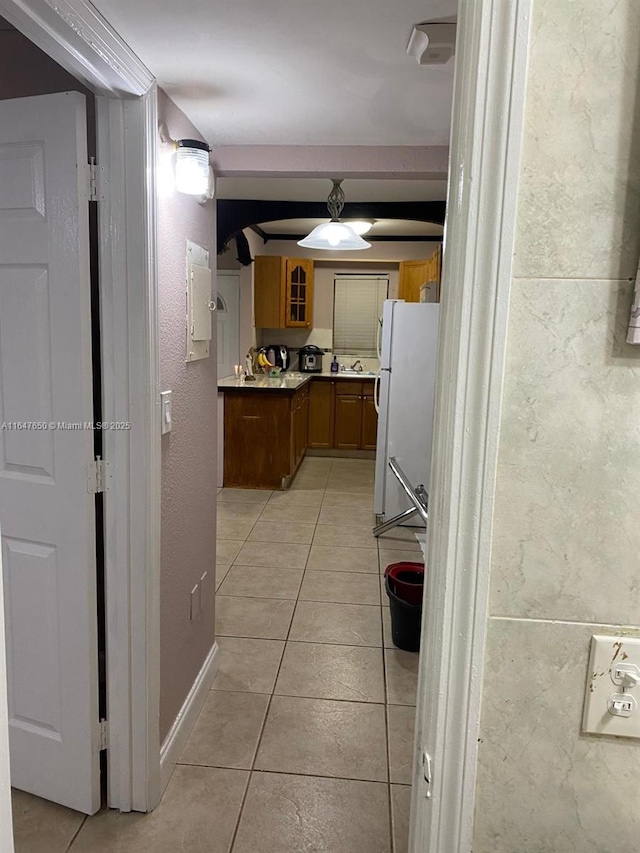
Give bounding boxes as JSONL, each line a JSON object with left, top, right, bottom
{"left": 297, "top": 180, "right": 371, "bottom": 250}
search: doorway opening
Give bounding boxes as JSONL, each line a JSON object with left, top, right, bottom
{"left": 214, "top": 160, "right": 447, "bottom": 852}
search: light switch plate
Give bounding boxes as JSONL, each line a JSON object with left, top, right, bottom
{"left": 160, "top": 390, "right": 172, "bottom": 435}
{"left": 582, "top": 635, "right": 640, "bottom": 739}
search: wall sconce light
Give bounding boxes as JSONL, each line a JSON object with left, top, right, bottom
{"left": 174, "top": 139, "right": 214, "bottom": 199}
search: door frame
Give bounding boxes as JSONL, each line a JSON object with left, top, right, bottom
{"left": 0, "top": 0, "right": 162, "bottom": 816}
{"left": 409, "top": 0, "right": 531, "bottom": 850}
{"left": 0, "top": 0, "right": 533, "bottom": 845}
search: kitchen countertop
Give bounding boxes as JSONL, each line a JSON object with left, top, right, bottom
{"left": 218, "top": 373, "right": 311, "bottom": 391}
{"left": 218, "top": 371, "right": 377, "bottom": 391}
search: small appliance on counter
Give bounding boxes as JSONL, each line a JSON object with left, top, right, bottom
{"left": 257, "top": 345, "right": 290, "bottom": 371}
{"left": 299, "top": 345, "right": 324, "bottom": 373}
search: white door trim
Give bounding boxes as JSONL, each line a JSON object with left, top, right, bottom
{"left": 410, "top": 1, "right": 531, "bottom": 851}
{"left": 0, "top": 0, "right": 153, "bottom": 95}
{"left": 0, "top": 0, "right": 161, "bottom": 816}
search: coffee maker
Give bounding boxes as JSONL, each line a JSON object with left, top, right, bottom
{"left": 299, "top": 345, "right": 324, "bottom": 373}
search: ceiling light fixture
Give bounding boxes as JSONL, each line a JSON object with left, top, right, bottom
{"left": 174, "top": 138, "right": 214, "bottom": 197}
{"left": 297, "top": 180, "right": 371, "bottom": 251}
{"left": 347, "top": 220, "right": 375, "bottom": 236}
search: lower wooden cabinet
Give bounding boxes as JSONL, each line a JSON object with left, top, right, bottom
{"left": 314, "top": 378, "right": 377, "bottom": 452}
{"left": 223, "top": 385, "right": 308, "bottom": 490}
{"left": 361, "top": 386, "right": 378, "bottom": 451}
{"left": 222, "top": 377, "right": 377, "bottom": 490}
{"left": 308, "top": 380, "right": 334, "bottom": 448}
{"left": 334, "top": 394, "right": 363, "bottom": 450}
{"left": 291, "top": 384, "right": 309, "bottom": 471}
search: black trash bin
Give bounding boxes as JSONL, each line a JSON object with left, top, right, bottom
{"left": 384, "top": 562, "right": 424, "bottom": 652}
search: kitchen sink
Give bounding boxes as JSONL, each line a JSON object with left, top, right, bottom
{"left": 340, "top": 369, "right": 377, "bottom": 376}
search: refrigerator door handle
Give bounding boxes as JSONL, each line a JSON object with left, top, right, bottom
{"left": 374, "top": 373, "right": 381, "bottom": 414}
{"left": 376, "top": 316, "right": 383, "bottom": 361}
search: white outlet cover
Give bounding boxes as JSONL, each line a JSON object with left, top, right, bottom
{"left": 583, "top": 635, "right": 640, "bottom": 739}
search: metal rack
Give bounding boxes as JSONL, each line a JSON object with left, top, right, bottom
{"left": 373, "top": 456, "right": 428, "bottom": 537}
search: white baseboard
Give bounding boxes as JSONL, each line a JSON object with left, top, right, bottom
{"left": 159, "top": 641, "right": 219, "bottom": 794}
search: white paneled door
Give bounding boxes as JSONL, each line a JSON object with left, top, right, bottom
{"left": 216, "top": 271, "right": 240, "bottom": 380}
{"left": 0, "top": 93, "right": 101, "bottom": 814}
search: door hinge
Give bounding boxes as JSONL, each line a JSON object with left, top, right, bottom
{"left": 86, "top": 157, "right": 104, "bottom": 203}
{"left": 98, "top": 719, "right": 109, "bottom": 751}
{"left": 87, "top": 456, "right": 108, "bottom": 494}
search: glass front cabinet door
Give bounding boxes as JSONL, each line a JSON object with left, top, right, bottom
{"left": 285, "top": 258, "right": 314, "bottom": 328}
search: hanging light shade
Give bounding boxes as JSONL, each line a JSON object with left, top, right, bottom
{"left": 347, "top": 220, "right": 375, "bottom": 236}
{"left": 175, "top": 139, "right": 212, "bottom": 196}
{"left": 298, "top": 180, "right": 371, "bottom": 251}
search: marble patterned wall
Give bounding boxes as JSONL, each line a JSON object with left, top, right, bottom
{"left": 474, "top": 1, "right": 640, "bottom": 850}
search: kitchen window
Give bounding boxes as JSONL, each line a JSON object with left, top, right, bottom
{"left": 333, "top": 275, "right": 389, "bottom": 356}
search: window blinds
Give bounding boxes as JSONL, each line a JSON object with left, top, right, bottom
{"left": 333, "top": 276, "right": 389, "bottom": 356}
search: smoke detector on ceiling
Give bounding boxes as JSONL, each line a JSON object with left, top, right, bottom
{"left": 407, "top": 23, "right": 456, "bottom": 65}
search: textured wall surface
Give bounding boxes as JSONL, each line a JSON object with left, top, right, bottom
{"left": 157, "top": 89, "right": 217, "bottom": 742}
{"left": 474, "top": 1, "right": 640, "bottom": 850}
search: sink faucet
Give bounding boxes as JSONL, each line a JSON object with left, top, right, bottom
{"left": 350, "top": 360, "right": 363, "bottom": 372}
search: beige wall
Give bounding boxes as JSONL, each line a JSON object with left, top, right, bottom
{"left": 474, "top": 1, "right": 640, "bottom": 850}
{"left": 157, "top": 90, "right": 217, "bottom": 742}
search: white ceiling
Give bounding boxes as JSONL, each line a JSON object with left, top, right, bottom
{"left": 258, "top": 218, "right": 444, "bottom": 237}
{"left": 93, "top": 0, "right": 457, "bottom": 146}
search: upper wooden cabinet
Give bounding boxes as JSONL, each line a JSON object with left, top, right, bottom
{"left": 254, "top": 255, "right": 314, "bottom": 329}
{"left": 399, "top": 246, "right": 442, "bottom": 303}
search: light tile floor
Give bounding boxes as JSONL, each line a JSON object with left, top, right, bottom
{"left": 12, "top": 457, "right": 423, "bottom": 853}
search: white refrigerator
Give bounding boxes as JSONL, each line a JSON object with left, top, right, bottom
{"left": 374, "top": 300, "right": 440, "bottom": 521}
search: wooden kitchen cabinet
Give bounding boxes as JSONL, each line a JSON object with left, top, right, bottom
{"left": 222, "top": 377, "right": 376, "bottom": 490}
{"left": 285, "top": 258, "right": 314, "bottom": 328}
{"left": 254, "top": 255, "right": 314, "bottom": 329}
{"left": 399, "top": 247, "right": 441, "bottom": 303}
{"left": 333, "top": 380, "right": 376, "bottom": 451}
{"left": 361, "top": 384, "right": 378, "bottom": 450}
{"left": 290, "top": 383, "right": 309, "bottom": 471}
{"left": 308, "top": 379, "right": 334, "bottom": 448}
{"left": 223, "top": 383, "right": 308, "bottom": 489}
{"left": 334, "top": 394, "right": 363, "bottom": 450}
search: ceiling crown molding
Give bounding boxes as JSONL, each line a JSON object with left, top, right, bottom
{"left": 0, "top": 0, "right": 154, "bottom": 95}
{"left": 212, "top": 145, "right": 449, "bottom": 181}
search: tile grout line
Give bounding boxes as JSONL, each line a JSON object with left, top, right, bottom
{"left": 208, "top": 689, "right": 404, "bottom": 706}
{"left": 65, "top": 815, "right": 88, "bottom": 852}
{"left": 219, "top": 460, "right": 397, "bottom": 851}
{"left": 227, "top": 465, "right": 332, "bottom": 853}
{"left": 176, "top": 761, "right": 392, "bottom": 786}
